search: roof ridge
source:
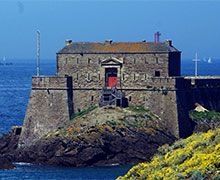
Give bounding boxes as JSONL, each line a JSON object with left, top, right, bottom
{"left": 57, "top": 41, "right": 180, "bottom": 54}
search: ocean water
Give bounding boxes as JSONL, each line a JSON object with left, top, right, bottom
{"left": 0, "top": 164, "right": 131, "bottom": 180}
{"left": 0, "top": 59, "right": 219, "bottom": 179}
{"left": 0, "top": 62, "right": 56, "bottom": 135}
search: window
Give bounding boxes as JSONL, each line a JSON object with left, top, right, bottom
{"left": 134, "top": 58, "right": 136, "bottom": 64}
{"left": 98, "top": 73, "right": 101, "bottom": 80}
{"left": 129, "top": 96, "right": 132, "bottom": 101}
{"left": 122, "top": 73, "right": 125, "bottom": 80}
{"left": 133, "top": 74, "right": 136, "bottom": 80}
{"left": 145, "top": 57, "right": 148, "bottom": 64}
{"left": 145, "top": 74, "right": 147, "bottom": 80}
{"left": 76, "top": 73, "right": 79, "bottom": 80}
{"left": 155, "top": 57, "right": 159, "bottom": 64}
{"left": 87, "top": 73, "right": 90, "bottom": 80}
{"left": 155, "top": 71, "right": 160, "bottom": 77}
{"left": 91, "top": 96, "right": 94, "bottom": 101}
{"left": 88, "top": 58, "right": 91, "bottom": 64}
{"left": 77, "top": 58, "right": 79, "bottom": 64}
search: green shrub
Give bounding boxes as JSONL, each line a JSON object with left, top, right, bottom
{"left": 189, "top": 110, "right": 220, "bottom": 123}
{"left": 190, "top": 171, "right": 204, "bottom": 180}
{"left": 71, "top": 105, "right": 97, "bottom": 120}
{"left": 106, "top": 120, "right": 117, "bottom": 127}
{"left": 128, "top": 105, "right": 149, "bottom": 114}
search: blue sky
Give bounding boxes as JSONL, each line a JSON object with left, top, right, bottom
{"left": 0, "top": 1, "right": 220, "bottom": 60}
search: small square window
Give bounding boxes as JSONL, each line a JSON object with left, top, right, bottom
{"left": 88, "top": 58, "right": 91, "bottom": 64}
{"left": 155, "top": 71, "right": 160, "bottom": 77}
{"left": 87, "top": 73, "right": 90, "bottom": 80}
{"left": 144, "top": 57, "right": 147, "bottom": 64}
{"left": 134, "top": 58, "right": 136, "bottom": 64}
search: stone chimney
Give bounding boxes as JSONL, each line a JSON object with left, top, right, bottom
{"left": 166, "top": 39, "right": 172, "bottom": 46}
{"left": 105, "top": 39, "right": 113, "bottom": 44}
{"left": 65, "top": 39, "right": 73, "bottom": 46}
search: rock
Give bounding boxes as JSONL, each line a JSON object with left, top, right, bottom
{"left": 194, "top": 103, "right": 209, "bottom": 112}
{"left": 0, "top": 107, "right": 176, "bottom": 167}
{"left": 0, "top": 156, "right": 15, "bottom": 170}
{"left": 12, "top": 124, "right": 175, "bottom": 167}
{"left": 0, "top": 130, "right": 20, "bottom": 155}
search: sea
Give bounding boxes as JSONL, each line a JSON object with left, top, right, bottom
{"left": 0, "top": 58, "right": 219, "bottom": 179}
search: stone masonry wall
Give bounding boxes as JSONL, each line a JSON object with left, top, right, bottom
{"left": 19, "top": 76, "right": 73, "bottom": 147}
{"left": 57, "top": 53, "right": 172, "bottom": 89}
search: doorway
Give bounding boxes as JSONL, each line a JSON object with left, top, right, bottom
{"left": 105, "top": 68, "right": 118, "bottom": 88}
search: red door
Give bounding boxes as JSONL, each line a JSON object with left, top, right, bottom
{"left": 108, "top": 77, "right": 117, "bottom": 88}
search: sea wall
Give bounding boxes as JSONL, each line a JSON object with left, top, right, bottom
{"left": 19, "top": 76, "right": 73, "bottom": 147}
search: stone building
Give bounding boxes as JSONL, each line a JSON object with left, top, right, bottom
{"left": 57, "top": 40, "right": 180, "bottom": 110}
{"left": 19, "top": 39, "right": 220, "bottom": 147}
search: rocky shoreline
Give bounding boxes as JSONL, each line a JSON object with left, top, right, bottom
{"left": 1, "top": 107, "right": 219, "bottom": 170}
{"left": 0, "top": 156, "right": 15, "bottom": 170}
{"left": 0, "top": 107, "right": 176, "bottom": 168}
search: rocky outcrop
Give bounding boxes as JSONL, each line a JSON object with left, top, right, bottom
{"left": 0, "top": 156, "right": 14, "bottom": 170}
{"left": 14, "top": 125, "right": 174, "bottom": 166}
{"left": 0, "top": 107, "right": 176, "bottom": 167}
{"left": 0, "top": 129, "right": 20, "bottom": 155}
{"left": 0, "top": 128, "right": 19, "bottom": 169}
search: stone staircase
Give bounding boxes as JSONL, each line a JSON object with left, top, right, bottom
{"left": 99, "top": 87, "right": 126, "bottom": 107}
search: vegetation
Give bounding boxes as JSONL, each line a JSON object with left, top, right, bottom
{"left": 127, "top": 105, "right": 149, "bottom": 114}
{"left": 189, "top": 111, "right": 220, "bottom": 129}
{"left": 71, "top": 105, "right": 97, "bottom": 120}
{"left": 118, "top": 128, "right": 220, "bottom": 179}
{"left": 190, "top": 110, "right": 220, "bottom": 123}
{"left": 127, "top": 105, "right": 157, "bottom": 118}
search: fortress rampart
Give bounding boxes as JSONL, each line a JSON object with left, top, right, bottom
{"left": 19, "top": 76, "right": 73, "bottom": 146}
{"left": 19, "top": 40, "right": 220, "bottom": 146}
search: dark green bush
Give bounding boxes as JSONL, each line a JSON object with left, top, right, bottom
{"left": 189, "top": 110, "right": 220, "bottom": 123}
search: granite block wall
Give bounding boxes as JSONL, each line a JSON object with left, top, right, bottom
{"left": 19, "top": 76, "right": 73, "bottom": 147}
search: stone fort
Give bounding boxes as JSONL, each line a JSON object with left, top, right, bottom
{"left": 19, "top": 38, "right": 220, "bottom": 147}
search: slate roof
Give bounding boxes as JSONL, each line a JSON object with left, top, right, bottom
{"left": 57, "top": 41, "right": 180, "bottom": 54}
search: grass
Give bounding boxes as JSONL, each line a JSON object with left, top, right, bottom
{"left": 189, "top": 110, "right": 220, "bottom": 123}
{"left": 118, "top": 128, "right": 220, "bottom": 179}
{"left": 127, "top": 105, "right": 149, "bottom": 114}
{"left": 71, "top": 105, "right": 97, "bottom": 120}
